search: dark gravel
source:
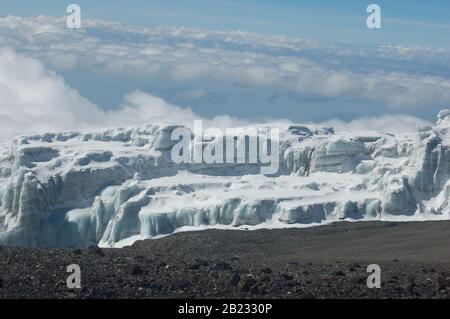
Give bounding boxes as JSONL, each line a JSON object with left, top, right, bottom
{"left": 0, "top": 221, "right": 450, "bottom": 299}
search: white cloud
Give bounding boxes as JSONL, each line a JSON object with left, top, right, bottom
{"left": 1, "top": 15, "right": 450, "bottom": 118}
{"left": 0, "top": 47, "right": 103, "bottom": 139}
{"left": 0, "top": 15, "right": 449, "bottom": 141}
{"left": 321, "top": 114, "right": 430, "bottom": 134}
{"left": 0, "top": 48, "right": 247, "bottom": 141}
{"left": 0, "top": 48, "right": 433, "bottom": 143}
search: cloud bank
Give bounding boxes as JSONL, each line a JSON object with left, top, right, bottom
{"left": 0, "top": 47, "right": 248, "bottom": 141}
{"left": 0, "top": 15, "right": 449, "bottom": 123}
{"left": 0, "top": 47, "right": 431, "bottom": 142}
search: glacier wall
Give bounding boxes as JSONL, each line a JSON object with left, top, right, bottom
{"left": 1, "top": 112, "right": 450, "bottom": 247}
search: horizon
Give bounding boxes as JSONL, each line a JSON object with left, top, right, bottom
{"left": 0, "top": 2, "right": 449, "bottom": 138}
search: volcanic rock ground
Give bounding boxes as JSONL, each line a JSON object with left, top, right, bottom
{"left": 1, "top": 221, "right": 450, "bottom": 299}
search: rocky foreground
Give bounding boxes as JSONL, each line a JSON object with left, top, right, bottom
{"left": 1, "top": 221, "right": 450, "bottom": 299}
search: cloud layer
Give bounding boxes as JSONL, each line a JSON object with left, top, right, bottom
{"left": 0, "top": 47, "right": 431, "bottom": 142}
{"left": 1, "top": 15, "right": 450, "bottom": 123}
{"left": 1, "top": 15, "right": 449, "bottom": 141}
{"left": 0, "top": 47, "right": 248, "bottom": 141}
{"left": 0, "top": 47, "right": 102, "bottom": 138}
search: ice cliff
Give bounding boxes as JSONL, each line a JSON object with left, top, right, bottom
{"left": 1, "top": 111, "right": 450, "bottom": 247}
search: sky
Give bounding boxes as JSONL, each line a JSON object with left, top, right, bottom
{"left": 1, "top": 0, "right": 450, "bottom": 48}
{"left": 0, "top": 1, "right": 450, "bottom": 140}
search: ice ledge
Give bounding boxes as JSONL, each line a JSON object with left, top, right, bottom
{"left": 1, "top": 110, "right": 450, "bottom": 247}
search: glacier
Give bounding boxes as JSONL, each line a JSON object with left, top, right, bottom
{"left": 1, "top": 111, "right": 450, "bottom": 248}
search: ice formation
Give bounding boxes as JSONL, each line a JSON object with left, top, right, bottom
{"left": 1, "top": 111, "right": 450, "bottom": 248}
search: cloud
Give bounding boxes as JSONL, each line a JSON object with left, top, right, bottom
{"left": 1, "top": 15, "right": 450, "bottom": 123}
{"left": 0, "top": 47, "right": 103, "bottom": 139}
{"left": 0, "top": 15, "right": 449, "bottom": 140}
{"left": 0, "top": 48, "right": 248, "bottom": 141}
{"left": 321, "top": 114, "right": 431, "bottom": 134}
{"left": 0, "top": 48, "right": 433, "bottom": 143}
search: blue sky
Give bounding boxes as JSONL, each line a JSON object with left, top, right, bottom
{"left": 1, "top": 0, "right": 450, "bottom": 48}
{"left": 0, "top": 1, "right": 450, "bottom": 132}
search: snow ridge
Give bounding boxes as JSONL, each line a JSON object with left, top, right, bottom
{"left": 1, "top": 111, "right": 450, "bottom": 247}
